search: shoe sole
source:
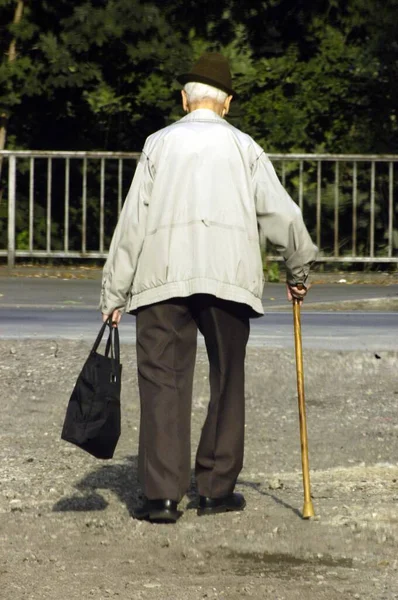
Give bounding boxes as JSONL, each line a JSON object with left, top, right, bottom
{"left": 148, "top": 509, "right": 179, "bottom": 523}
{"left": 197, "top": 499, "right": 246, "bottom": 517}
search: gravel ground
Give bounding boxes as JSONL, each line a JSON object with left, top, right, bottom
{"left": 1, "top": 264, "right": 397, "bottom": 285}
{"left": 1, "top": 339, "right": 398, "bottom": 600}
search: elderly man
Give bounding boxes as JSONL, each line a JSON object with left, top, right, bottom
{"left": 100, "top": 53, "right": 317, "bottom": 523}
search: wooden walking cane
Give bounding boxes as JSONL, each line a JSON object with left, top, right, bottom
{"left": 293, "top": 294, "right": 315, "bottom": 519}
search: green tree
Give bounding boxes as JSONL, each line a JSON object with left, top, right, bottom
{"left": 1, "top": 0, "right": 397, "bottom": 153}
{"left": 0, "top": 0, "right": 190, "bottom": 151}
{"left": 163, "top": 0, "right": 398, "bottom": 153}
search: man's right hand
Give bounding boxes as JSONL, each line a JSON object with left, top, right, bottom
{"left": 102, "top": 309, "right": 122, "bottom": 327}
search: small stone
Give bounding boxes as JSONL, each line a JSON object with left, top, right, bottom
{"left": 10, "top": 348, "right": 16, "bottom": 354}
{"left": 268, "top": 478, "right": 283, "bottom": 490}
{"left": 10, "top": 499, "right": 23, "bottom": 512}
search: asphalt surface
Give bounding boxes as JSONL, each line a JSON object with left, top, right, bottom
{"left": 1, "top": 277, "right": 398, "bottom": 310}
{"left": 0, "top": 278, "right": 397, "bottom": 350}
{"left": 1, "top": 308, "right": 397, "bottom": 350}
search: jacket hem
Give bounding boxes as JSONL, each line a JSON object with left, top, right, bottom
{"left": 126, "top": 279, "right": 264, "bottom": 316}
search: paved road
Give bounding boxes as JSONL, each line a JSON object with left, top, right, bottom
{"left": 0, "top": 276, "right": 397, "bottom": 350}
{"left": 1, "top": 278, "right": 398, "bottom": 310}
{"left": 0, "top": 306, "right": 396, "bottom": 351}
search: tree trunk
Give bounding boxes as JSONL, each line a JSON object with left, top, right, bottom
{"left": 0, "top": 0, "right": 25, "bottom": 202}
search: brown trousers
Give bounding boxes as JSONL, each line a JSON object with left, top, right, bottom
{"left": 136, "top": 294, "right": 250, "bottom": 502}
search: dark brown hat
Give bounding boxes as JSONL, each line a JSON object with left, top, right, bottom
{"left": 177, "top": 52, "right": 234, "bottom": 96}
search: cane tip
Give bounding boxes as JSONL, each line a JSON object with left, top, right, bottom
{"left": 302, "top": 502, "right": 316, "bottom": 519}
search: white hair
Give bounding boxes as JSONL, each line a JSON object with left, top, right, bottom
{"left": 184, "top": 81, "right": 228, "bottom": 105}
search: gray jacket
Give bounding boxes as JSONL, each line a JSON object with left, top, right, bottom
{"left": 100, "top": 109, "right": 317, "bottom": 316}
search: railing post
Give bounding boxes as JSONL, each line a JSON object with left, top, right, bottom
{"left": 7, "top": 154, "right": 16, "bottom": 269}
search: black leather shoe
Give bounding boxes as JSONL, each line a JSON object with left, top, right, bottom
{"left": 134, "top": 498, "right": 180, "bottom": 523}
{"left": 197, "top": 493, "right": 246, "bottom": 516}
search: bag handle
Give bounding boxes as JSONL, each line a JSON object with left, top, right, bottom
{"left": 91, "top": 318, "right": 110, "bottom": 354}
{"left": 105, "top": 324, "right": 120, "bottom": 365}
{"left": 91, "top": 318, "right": 121, "bottom": 366}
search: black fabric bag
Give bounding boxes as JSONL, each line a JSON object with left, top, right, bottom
{"left": 61, "top": 319, "right": 122, "bottom": 459}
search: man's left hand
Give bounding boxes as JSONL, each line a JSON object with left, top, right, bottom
{"left": 102, "top": 309, "right": 122, "bottom": 327}
{"left": 286, "top": 283, "right": 310, "bottom": 303}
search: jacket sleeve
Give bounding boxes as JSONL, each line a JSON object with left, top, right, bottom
{"left": 252, "top": 150, "right": 318, "bottom": 285}
{"left": 99, "top": 151, "right": 153, "bottom": 314}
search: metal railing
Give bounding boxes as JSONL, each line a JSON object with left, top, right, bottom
{"left": 268, "top": 153, "right": 397, "bottom": 264}
{"left": 0, "top": 150, "right": 397, "bottom": 268}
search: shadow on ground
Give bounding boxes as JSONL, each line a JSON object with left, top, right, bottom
{"left": 52, "top": 455, "right": 142, "bottom": 516}
{"left": 52, "top": 455, "right": 302, "bottom": 519}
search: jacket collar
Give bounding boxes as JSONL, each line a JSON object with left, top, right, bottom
{"left": 178, "top": 109, "right": 225, "bottom": 123}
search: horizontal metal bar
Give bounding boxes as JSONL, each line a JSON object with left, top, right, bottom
{"left": 1, "top": 251, "right": 396, "bottom": 263}
{"left": 266, "top": 256, "right": 398, "bottom": 263}
{"left": 0, "top": 150, "right": 141, "bottom": 159}
{"left": 268, "top": 154, "right": 398, "bottom": 162}
{"left": 0, "top": 250, "right": 109, "bottom": 259}
{"left": 0, "top": 150, "right": 398, "bottom": 161}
